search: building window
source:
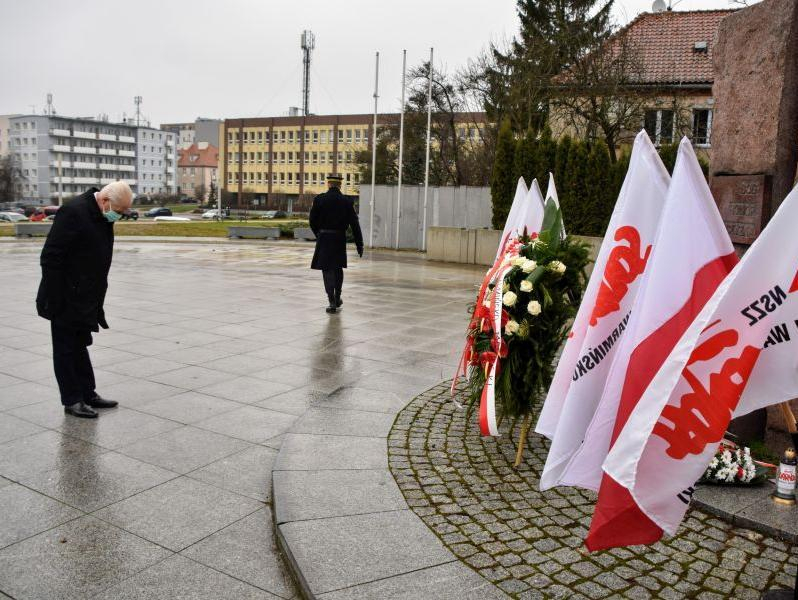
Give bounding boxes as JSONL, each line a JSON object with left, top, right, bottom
{"left": 280, "top": 152, "right": 286, "bottom": 164}
{"left": 280, "top": 172, "right": 285, "bottom": 185}
{"left": 354, "top": 130, "right": 361, "bottom": 143}
{"left": 312, "top": 152, "right": 318, "bottom": 164}
{"left": 304, "top": 130, "right": 310, "bottom": 143}
{"left": 345, "top": 151, "right": 352, "bottom": 163}
{"left": 346, "top": 129, "right": 352, "bottom": 143}
{"left": 312, "top": 130, "right": 318, "bottom": 143}
{"left": 338, "top": 130, "right": 344, "bottom": 142}
{"left": 320, "top": 130, "right": 327, "bottom": 144}
{"left": 320, "top": 152, "right": 326, "bottom": 164}
{"left": 644, "top": 109, "right": 674, "bottom": 146}
{"left": 288, "top": 131, "right": 294, "bottom": 143}
{"left": 692, "top": 109, "right": 713, "bottom": 147}
{"left": 337, "top": 151, "right": 342, "bottom": 163}
{"left": 280, "top": 131, "right": 286, "bottom": 143}
{"left": 304, "top": 151, "right": 309, "bottom": 164}
{"left": 257, "top": 131, "right": 263, "bottom": 143}
{"left": 265, "top": 131, "right": 270, "bottom": 142}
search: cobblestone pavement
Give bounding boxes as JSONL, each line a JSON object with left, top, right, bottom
{"left": 389, "top": 382, "right": 798, "bottom": 599}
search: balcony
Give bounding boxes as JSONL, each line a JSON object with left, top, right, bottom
{"left": 74, "top": 176, "right": 99, "bottom": 184}
{"left": 52, "top": 144, "right": 71, "bottom": 153}
{"left": 52, "top": 176, "right": 73, "bottom": 184}
{"left": 50, "top": 161, "right": 72, "bottom": 168}
{"left": 167, "top": 153, "right": 175, "bottom": 160}
{"left": 73, "top": 161, "right": 96, "bottom": 169}
{"left": 100, "top": 177, "right": 117, "bottom": 185}
{"left": 118, "top": 135, "right": 135, "bottom": 143}
{"left": 98, "top": 148, "right": 116, "bottom": 156}
{"left": 73, "top": 147, "right": 97, "bottom": 155}
{"left": 73, "top": 131, "right": 96, "bottom": 140}
{"left": 118, "top": 150, "right": 135, "bottom": 157}
{"left": 118, "top": 165, "right": 135, "bottom": 172}
{"left": 122, "top": 179, "right": 136, "bottom": 185}
{"left": 166, "top": 167, "right": 175, "bottom": 174}
{"left": 98, "top": 134, "right": 116, "bottom": 142}
{"left": 99, "top": 163, "right": 118, "bottom": 171}
{"left": 50, "top": 129, "right": 71, "bottom": 137}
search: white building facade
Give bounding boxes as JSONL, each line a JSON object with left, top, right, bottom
{"left": 7, "top": 115, "right": 176, "bottom": 204}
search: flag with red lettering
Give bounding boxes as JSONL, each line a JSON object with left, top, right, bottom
{"left": 600, "top": 182, "right": 798, "bottom": 543}
{"left": 495, "top": 178, "right": 529, "bottom": 261}
{"left": 585, "top": 138, "right": 738, "bottom": 551}
{"left": 537, "top": 132, "right": 670, "bottom": 490}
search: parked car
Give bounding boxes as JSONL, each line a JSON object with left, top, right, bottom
{"left": 30, "top": 211, "right": 46, "bottom": 222}
{"left": 145, "top": 207, "right": 172, "bottom": 218}
{"left": 0, "top": 212, "right": 29, "bottom": 222}
{"left": 261, "top": 210, "right": 287, "bottom": 219}
{"left": 43, "top": 206, "right": 60, "bottom": 217}
{"left": 202, "top": 209, "right": 220, "bottom": 219}
{"left": 179, "top": 198, "right": 198, "bottom": 204}
{"left": 120, "top": 209, "right": 139, "bottom": 221}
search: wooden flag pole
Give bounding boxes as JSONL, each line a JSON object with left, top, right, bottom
{"left": 514, "top": 413, "right": 532, "bottom": 468}
{"left": 778, "top": 401, "right": 797, "bottom": 434}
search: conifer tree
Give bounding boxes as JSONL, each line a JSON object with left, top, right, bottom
{"left": 514, "top": 130, "right": 539, "bottom": 185}
{"left": 491, "top": 120, "right": 516, "bottom": 229}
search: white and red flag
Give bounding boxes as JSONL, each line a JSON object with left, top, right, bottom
{"left": 585, "top": 138, "right": 739, "bottom": 550}
{"left": 596, "top": 182, "right": 798, "bottom": 548}
{"left": 536, "top": 131, "right": 670, "bottom": 489}
{"left": 495, "top": 178, "right": 529, "bottom": 261}
{"left": 545, "top": 173, "right": 564, "bottom": 236}
{"left": 522, "top": 178, "right": 546, "bottom": 237}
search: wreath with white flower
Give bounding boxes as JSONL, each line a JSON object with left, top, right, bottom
{"left": 700, "top": 443, "right": 768, "bottom": 485}
{"left": 462, "top": 202, "right": 590, "bottom": 461}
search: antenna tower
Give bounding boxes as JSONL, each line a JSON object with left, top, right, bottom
{"left": 301, "top": 30, "right": 315, "bottom": 116}
{"left": 134, "top": 96, "right": 143, "bottom": 126}
{"left": 45, "top": 93, "right": 56, "bottom": 116}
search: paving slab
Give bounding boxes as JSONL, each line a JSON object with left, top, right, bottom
{"left": 278, "top": 510, "right": 455, "bottom": 596}
{"left": 318, "top": 561, "right": 510, "bottom": 600}
{"left": 182, "top": 508, "right": 295, "bottom": 598}
{"left": 134, "top": 391, "right": 243, "bottom": 424}
{"left": 188, "top": 445, "right": 278, "bottom": 502}
{"left": 0, "top": 516, "right": 170, "bottom": 600}
{"left": 0, "top": 413, "right": 45, "bottom": 444}
{"left": 274, "top": 434, "right": 388, "bottom": 471}
{"left": 94, "top": 476, "right": 262, "bottom": 551}
{"left": 290, "top": 406, "right": 396, "bottom": 438}
{"left": 93, "top": 554, "right": 280, "bottom": 600}
{"left": 195, "top": 405, "right": 298, "bottom": 443}
{"left": 0, "top": 484, "right": 81, "bottom": 549}
{"left": 273, "top": 469, "right": 406, "bottom": 524}
{"left": 0, "top": 430, "right": 107, "bottom": 480}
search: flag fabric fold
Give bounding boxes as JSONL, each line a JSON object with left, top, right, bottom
{"left": 536, "top": 131, "right": 670, "bottom": 491}
{"left": 585, "top": 138, "right": 738, "bottom": 551}
{"left": 600, "top": 182, "right": 798, "bottom": 543}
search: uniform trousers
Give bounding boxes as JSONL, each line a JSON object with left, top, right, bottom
{"left": 322, "top": 268, "right": 344, "bottom": 303}
{"left": 51, "top": 321, "right": 96, "bottom": 406}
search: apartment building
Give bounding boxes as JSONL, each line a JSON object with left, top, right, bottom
{"left": 0, "top": 115, "right": 18, "bottom": 157}
{"left": 177, "top": 142, "right": 218, "bottom": 201}
{"left": 7, "top": 115, "right": 176, "bottom": 203}
{"left": 161, "top": 118, "right": 222, "bottom": 150}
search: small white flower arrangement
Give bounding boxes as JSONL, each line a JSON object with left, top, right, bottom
{"left": 701, "top": 444, "right": 761, "bottom": 485}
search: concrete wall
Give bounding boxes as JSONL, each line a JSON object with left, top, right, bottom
{"left": 359, "top": 185, "right": 492, "bottom": 250}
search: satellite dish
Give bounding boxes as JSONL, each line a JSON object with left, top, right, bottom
{"left": 652, "top": 0, "right": 666, "bottom": 11}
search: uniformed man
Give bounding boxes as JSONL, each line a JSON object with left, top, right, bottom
{"left": 309, "top": 174, "right": 364, "bottom": 313}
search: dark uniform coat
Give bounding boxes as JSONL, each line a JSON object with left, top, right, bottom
{"left": 36, "top": 188, "right": 114, "bottom": 332}
{"left": 308, "top": 187, "right": 364, "bottom": 270}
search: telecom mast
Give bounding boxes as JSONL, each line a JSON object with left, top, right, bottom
{"left": 134, "top": 96, "right": 143, "bottom": 126}
{"left": 301, "top": 30, "right": 315, "bottom": 116}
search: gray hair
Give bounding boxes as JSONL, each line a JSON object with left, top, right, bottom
{"left": 101, "top": 181, "right": 134, "bottom": 210}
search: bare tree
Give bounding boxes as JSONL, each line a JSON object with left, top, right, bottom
{"left": 0, "top": 155, "right": 25, "bottom": 204}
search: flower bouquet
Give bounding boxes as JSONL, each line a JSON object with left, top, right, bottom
{"left": 459, "top": 200, "right": 590, "bottom": 465}
{"left": 700, "top": 443, "right": 770, "bottom": 486}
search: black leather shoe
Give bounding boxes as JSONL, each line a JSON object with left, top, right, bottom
{"left": 64, "top": 401, "right": 98, "bottom": 419}
{"left": 335, "top": 295, "right": 343, "bottom": 308}
{"left": 86, "top": 394, "right": 118, "bottom": 409}
{"left": 326, "top": 305, "right": 337, "bottom": 314}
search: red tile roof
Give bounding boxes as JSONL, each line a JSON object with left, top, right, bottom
{"left": 178, "top": 143, "right": 218, "bottom": 168}
{"left": 619, "top": 9, "right": 737, "bottom": 85}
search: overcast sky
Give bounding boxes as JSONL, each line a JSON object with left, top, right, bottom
{"left": 1, "top": 0, "right": 736, "bottom": 127}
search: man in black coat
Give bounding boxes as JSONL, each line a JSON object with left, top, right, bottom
{"left": 309, "top": 174, "right": 364, "bottom": 313}
{"left": 36, "top": 182, "right": 133, "bottom": 418}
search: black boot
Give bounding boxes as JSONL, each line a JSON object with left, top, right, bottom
{"left": 326, "top": 295, "right": 337, "bottom": 314}
{"left": 335, "top": 293, "right": 342, "bottom": 308}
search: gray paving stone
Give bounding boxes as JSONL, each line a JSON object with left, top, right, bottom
{"left": 94, "top": 378, "right": 186, "bottom": 407}
{"left": 0, "top": 516, "right": 170, "bottom": 600}
{"left": 134, "top": 391, "right": 242, "bottom": 424}
{"left": 189, "top": 445, "right": 277, "bottom": 502}
{"left": 256, "top": 386, "right": 324, "bottom": 415}
{"left": 198, "top": 376, "right": 296, "bottom": 404}
{"left": 290, "top": 406, "right": 396, "bottom": 438}
{"left": 312, "top": 386, "right": 409, "bottom": 414}
{"left": 274, "top": 469, "right": 406, "bottom": 524}
{"left": 0, "top": 484, "right": 81, "bottom": 549}
{"left": 274, "top": 433, "right": 388, "bottom": 471}
{"left": 318, "top": 561, "right": 509, "bottom": 599}
{"left": 95, "top": 476, "right": 262, "bottom": 551}
{"left": 195, "top": 405, "right": 298, "bottom": 443}
{"left": 0, "top": 380, "right": 56, "bottom": 411}
{"left": 0, "top": 430, "right": 106, "bottom": 480}
{"left": 148, "top": 365, "right": 234, "bottom": 390}
{"left": 279, "top": 510, "right": 454, "bottom": 595}
{"left": 182, "top": 508, "right": 295, "bottom": 598}
{"left": 94, "top": 554, "right": 279, "bottom": 599}
{"left": 19, "top": 451, "right": 176, "bottom": 512}
{"left": 0, "top": 413, "right": 45, "bottom": 444}
{"left": 117, "top": 425, "right": 251, "bottom": 473}
{"left": 56, "top": 406, "right": 182, "bottom": 450}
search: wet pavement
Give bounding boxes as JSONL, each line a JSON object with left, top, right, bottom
{"left": 0, "top": 240, "right": 483, "bottom": 600}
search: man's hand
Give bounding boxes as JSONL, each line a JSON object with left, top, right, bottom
{"left": 357, "top": 245, "right": 364, "bottom": 258}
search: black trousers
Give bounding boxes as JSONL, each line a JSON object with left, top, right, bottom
{"left": 51, "top": 322, "right": 96, "bottom": 406}
{"left": 322, "top": 268, "right": 344, "bottom": 303}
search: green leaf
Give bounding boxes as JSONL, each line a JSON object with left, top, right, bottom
{"left": 526, "top": 265, "right": 547, "bottom": 287}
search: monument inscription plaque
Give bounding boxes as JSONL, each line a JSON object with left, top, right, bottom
{"left": 711, "top": 174, "right": 772, "bottom": 245}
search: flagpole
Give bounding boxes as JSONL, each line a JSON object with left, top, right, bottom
{"left": 395, "top": 49, "right": 406, "bottom": 250}
{"left": 422, "top": 47, "right": 433, "bottom": 252}
{"left": 369, "top": 51, "right": 379, "bottom": 249}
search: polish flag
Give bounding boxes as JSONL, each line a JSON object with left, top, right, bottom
{"left": 521, "top": 178, "right": 546, "bottom": 237}
{"left": 600, "top": 183, "right": 798, "bottom": 543}
{"left": 536, "top": 132, "right": 669, "bottom": 489}
{"left": 495, "top": 178, "right": 529, "bottom": 261}
{"left": 546, "top": 173, "right": 564, "bottom": 236}
{"left": 585, "top": 138, "right": 738, "bottom": 551}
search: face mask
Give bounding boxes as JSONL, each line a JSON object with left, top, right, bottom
{"left": 104, "top": 210, "right": 121, "bottom": 223}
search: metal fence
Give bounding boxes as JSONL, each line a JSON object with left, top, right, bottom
{"left": 358, "top": 185, "right": 492, "bottom": 250}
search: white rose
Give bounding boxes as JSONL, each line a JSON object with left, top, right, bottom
{"left": 519, "top": 280, "right": 533, "bottom": 293}
{"left": 522, "top": 259, "right": 537, "bottom": 273}
{"left": 502, "top": 291, "right": 517, "bottom": 307}
{"left": 527, "top": 300, "right": 541, "bottom": 316}
{"left": 549, "top": 260, "right": 566, "bottom": 274}
{"left": 505, "top": 320, "right": 520, "bottom": 335}
{"left": 512, "top": 256, "right": 526, "bottom": 267}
